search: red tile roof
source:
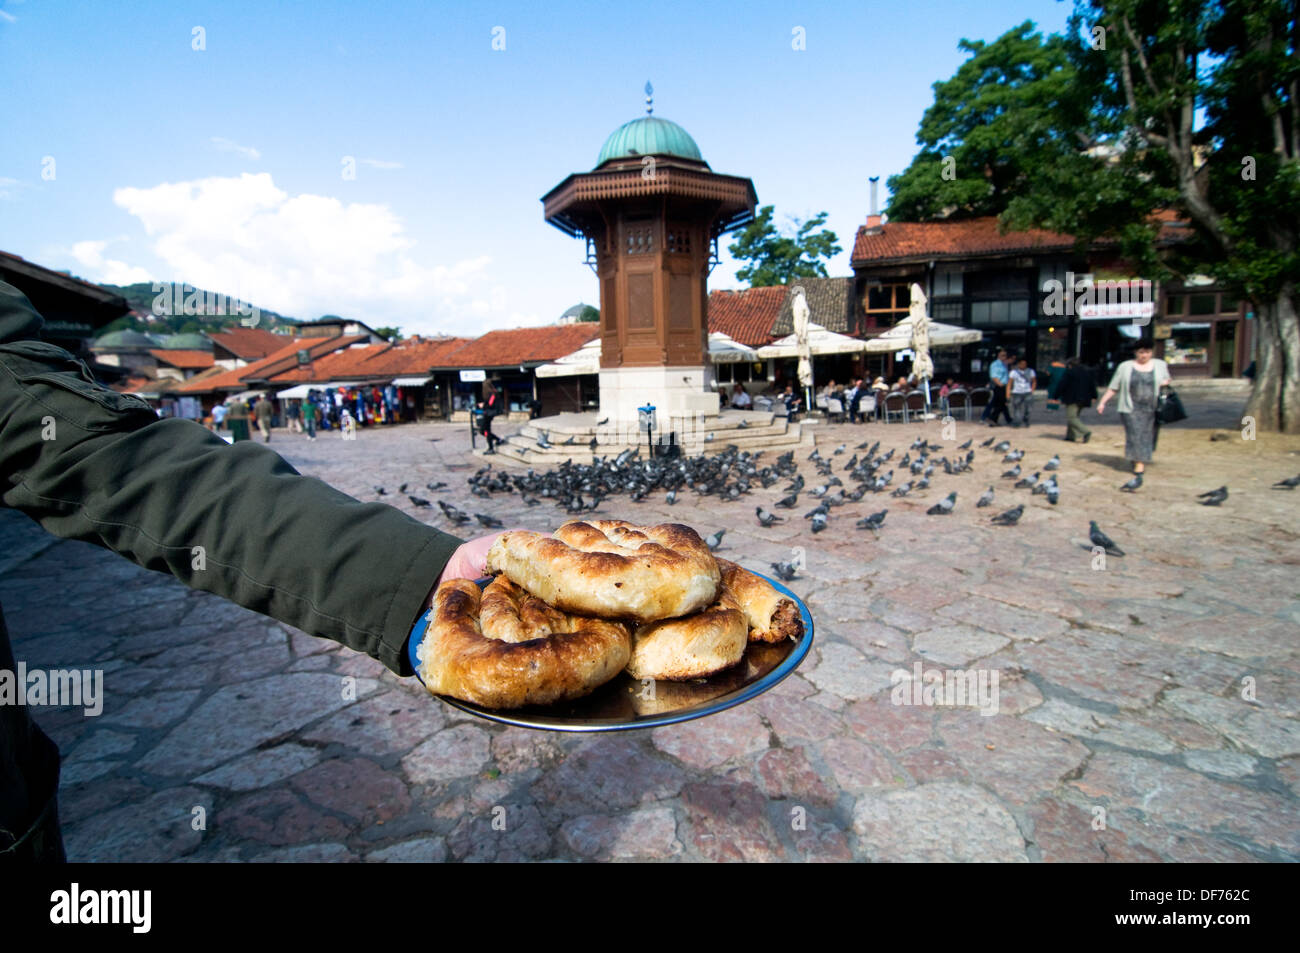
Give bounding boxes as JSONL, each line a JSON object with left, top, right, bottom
{"left": 149, "top": 349, "right": 215, "bottom": 369}
{"left": 851, "top": 217, "right": 1078, "bottom": 266}
{"left": 707, "top": 286, "right": 787, "bottom": 346}
{"left": 206, "top": 326, "right": 289, "bottom": 360}
{"left": 174, "top": 334, "right": 366, "bottom": 393}
{"left": 351, "top": 336, "right": 472, "bottom": 376}
{"left": 110, "top": 375, "right": 158, "bottom": 395}
{"left": 436, "top": 324, "right": 600, "bottom": 368}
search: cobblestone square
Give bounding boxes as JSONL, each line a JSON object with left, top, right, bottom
{"left": 3, "top": 386, "right": 1297, "bottom": 862}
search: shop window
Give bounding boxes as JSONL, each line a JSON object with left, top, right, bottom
{"left": 864, "top": 283, "right": 911, "bottom": 326}
{"left": 1189, "top": 294, "right": 1217, "bottom": 316}
{"left": 1165, "top": 295, "right": 1188, "bottom": 316}
{"left": 1166, "top": 323, "right": 1211, "bottom": 364}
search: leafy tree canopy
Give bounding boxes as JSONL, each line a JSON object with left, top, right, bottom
{"left": 727, "top": 205, "right": 842, "bottom": 287}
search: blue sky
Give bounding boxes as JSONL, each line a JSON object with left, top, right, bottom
{"left": 0, "top": 0, "right": 1073, "bottom": 335}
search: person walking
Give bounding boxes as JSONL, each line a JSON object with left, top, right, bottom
{"left": 303, "top": 393, "right": 318, "bottom": 441}
{"left": 209, "top": 401, "right": 227, "bottom": 433}
{"left": 286, "top": 398, "right": 302, "bottom": 434}
{"left": 982, "top": 349, "right": 1013, "bottom": 426}
{"left": 255, "top": 393, "right": 273, "bottom": 442}
{"left": 479, "top": 380, "right": 503, "bottom": 453}
{"left": 1095, "top": 339, "right": 1170, "bottom": 477}
{"left": 1057, "top": 358, "right": 1097, "bottom": 443}
{"left": 1009, "top": 357, "right": 1036, "bottom": 428}
{"left": 226, "top": 397, "right": 251, "bottom": 442}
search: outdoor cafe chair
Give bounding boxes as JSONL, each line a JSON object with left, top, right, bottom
{"left": 968, "top": 387, "right": 992, "bottom": 417}
{"left": 946, "top": 388, "right": 970, "bottom": 421}
{"left": 825, "top": 397, "right": 845, "bottom": 423}
{"left": 904, "top": 390, "right": 927, "bottom": 422}
{"left": 882, "top": 391, "right": 907, "bottom": 423}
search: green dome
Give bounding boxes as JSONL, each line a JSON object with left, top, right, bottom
{"left": 159, "top": 332, "right": 213, "bottom": 350}
{"left": 92, "top": 329, "right": 163, "bottom": 350}
{"left": 597, "top": 116, "right": 703, "bottom": 167}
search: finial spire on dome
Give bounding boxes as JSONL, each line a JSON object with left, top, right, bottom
{"left": 645, "top": 81, "right": 653, "bottom": 115}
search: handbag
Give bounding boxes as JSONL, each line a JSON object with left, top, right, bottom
{"left": 1157, "top": 387, "right": 1188, "bottom": 424}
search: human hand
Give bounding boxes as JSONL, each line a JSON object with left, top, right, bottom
{"left": 1096, "top": 401, "right": 1108, "bottom": 414}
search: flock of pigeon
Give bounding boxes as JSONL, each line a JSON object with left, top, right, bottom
{"left": 365, "top": 437, "right": 1300, "bottom": 581}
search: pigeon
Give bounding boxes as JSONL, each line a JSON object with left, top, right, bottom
{"left": 589, "top": 437, "right": 598, "bottom": 451}
{"left": 1032, "top": 476, "right": 1056, "bottom": 496}
{"left": 704, "top": 433, "right": 715, "bottom": 443}
{"left": 1043, "top": 455, "right": 1060, "bottom": 471}
{"left": 562, "top": 435, "right": 576, "bottom": 445}
{"left": 1014, "top": 471, "right": 1040, "bottom": 490}
{"left": 704, "top": 529, "right": 725, "bottom": 551}
{"left": 521, "top": 493, "right": 541, "bottom": 507}
{"left": 786, "top": 475, "right": 806, "bottom": 492}
{"left": 1002, "top": 449, "right": 1024, "bottom": 463}
{"left": 1197, "top": 486, "right": 1228, "bottom": 506}
{"left": 1119, "top": 473, "right": 1143, "bottom": 493}
{"left": 1272, "top": 474, "right": 1300, "bottom": 489}
{"left": 804, "top": 502, "right": 830, "bottom": 519}
{"left": 834, "top": 444, "right": 846, "bottom": 455}
{"left": 770, "top": 560, "right": 799, "bottom": 581}
{"left": 756, "top": 506, "right": 784, "bottom": 526}
{"left": 980, "top": 437, "right": 996, "bottom": 448}
{"left": 399, "top": 483, "right": 409, "bottom": 494}
{"left": 475, "top": 513, "right": 504, "bottom": 528}
{"left": 1001, "top": 464, "right": 1022, "bottom": 480}
{"left": 407, "top": 495, "right": 432, "bottom": 508}
{"left": 774, "top": 492, "right": 799, "bottom": 509}
{"left": 597, "top": 417, "right": 609, "bottom": 426}
{"left": 810, "top": 512, "right": 828, "bottom": 533}
{"left": 993, "top": 440, "right": 1011, "bottom": 453}
{"left": 958, "top": 439, "right": 972, "bottom": 450}
{"left": 977, "top": 486, "right": 996, "bottom": 508}
{"left": 857, "top": 509, "right": 888, "bottom": 531}
{"left": 927, "top": 492, "right": 958, "bottom": 515}
{"left": 665, "top": 490, "right": 677, "bottom": 505}
{"left": 438, "top": 502, "right": 471, "bottom": 525}
{"left": 1046, "top": 483, "right": 1060, "bottom": 505}
{"left": 1089, "top": 521, "right": 1124, "bottom": 556}
{"left": 915, "top": 476, "right": 931, "bottom": 491}
{"left": 890, "top": 482, "right": 913, "bottom": 498}
{"left": 811, "top": 484, "right": 830, "bottom": 498}
{"left": 737, "top": 420, "right": 749, "bottom": 429}
{"left": 536, "top": 430, "right": 552, "bottom": 449}
{"left": 373, "top": 486, "right": 387, "bottom": 496}
{"left": 990, "top": 504, "right": 1024, "bottom": 526}
{"left": 425, "top": 481, "right": 448, "bottom": 491}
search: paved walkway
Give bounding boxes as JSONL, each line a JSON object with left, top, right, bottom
{"left": 2, "top": 386, "right": 1297, "bottom": 861}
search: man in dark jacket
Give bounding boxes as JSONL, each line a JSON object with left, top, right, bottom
{"left": 1056, "top": 357, "right": 1098, "bottom": 443}
{"left": 0, "top": 279, "right": 479, "bottom": 862}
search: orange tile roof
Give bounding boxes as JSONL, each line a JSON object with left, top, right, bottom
{"left": 706, "top": 286, "right": 787, "bottom": 346}
{"left": 149, "top": 349, "right": 215, "bottom": 369}
{"left": 207, "top": 326, "right": 289, "bottom": 359}
{"left": 111, "top": 375, "right": 158, "bottom": 395}
{"left": 174, "top": 334, "right": 365, "bottom": 393}
{"left": 350, "top": 336, "right": 471, "bottom": 376}
{"left": 436, "top": 324, "right": 599, "bottom": 368}
{"left": 851, "top": 217, "right": 1078, "bottom": 266}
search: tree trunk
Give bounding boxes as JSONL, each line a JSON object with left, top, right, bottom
{"left": 1244, "top": 284, "right": 1300, "bottom": 434}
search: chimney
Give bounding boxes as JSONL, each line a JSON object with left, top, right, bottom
{"left": 866, "top": 176, "right": 882, "bottom": 233}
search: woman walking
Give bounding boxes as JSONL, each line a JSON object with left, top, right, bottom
{"left": 1095, "top": 339, "right": 1170, "bottom": 478}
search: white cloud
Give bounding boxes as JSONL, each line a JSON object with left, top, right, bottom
{"left": 360, "top": 158, "right": 403, "bottom": 170}
{"left": 108, "top": 172, "right": 515, "bottom": 333}
{"left": 210, "top": 137, "right": 261, "bottom": 161}
{"left": 0, "top": 11, "right": 16, "bottom": 23}
{"left": 0, "top": 176, "right": 21, "bottom": 200}
{"left": 69, "top": 238, "right": 152, "bottom": 285}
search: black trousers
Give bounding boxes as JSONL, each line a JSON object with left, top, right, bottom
{"left": 0, "top": 605, "right": 67, "bottom": 863}
{"left": 987, "top": 388, "right": 1012, "bottom": 424}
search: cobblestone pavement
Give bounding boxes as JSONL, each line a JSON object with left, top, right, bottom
{"left": 3, "top": 386, "right": 1298, "bottom": 862}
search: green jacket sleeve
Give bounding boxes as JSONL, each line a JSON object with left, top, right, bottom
{"left": 0, "top": 280, "right": 461, "bottom": 675}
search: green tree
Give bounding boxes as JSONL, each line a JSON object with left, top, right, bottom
{"left": 886, "top": 22, "right": 1089, "bottom": 222}
{"left": 577, "top": 305, "right": 599, "bottom": 322}
{"left": 374, "top": 326, "right": 403, "bottom": 341}
{"left": 728, "top": 205, "right": 842, "bottom": 287}
{"left": 1001, "top": 0, "right": 1299, "bottom": 432}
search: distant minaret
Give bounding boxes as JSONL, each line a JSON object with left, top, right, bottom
{"left": 645, "top": 81, "right": 653, "bottom": 115}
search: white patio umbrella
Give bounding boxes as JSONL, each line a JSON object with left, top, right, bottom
{"left": 791, "top": 286, "right": 813, "bottom": 410}
{"left": 532, "top": 338, "right": 601, "bottom": 378}
{"left": 909, "top": 283, "right": 935, "bottom": 413}
{"left": 707, "top": 331, "right": 759, "bottom": 363}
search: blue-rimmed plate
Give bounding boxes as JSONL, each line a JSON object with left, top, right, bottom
{"left": 407, "top": 571, "right": 814, "bottom": 732}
